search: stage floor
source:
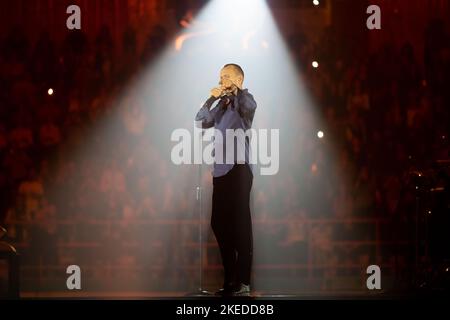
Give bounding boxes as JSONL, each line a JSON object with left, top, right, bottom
{"left": 18, "top": 290, "right": 444, "bottom": 299}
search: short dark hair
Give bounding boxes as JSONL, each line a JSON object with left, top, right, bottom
{"left": 223, "top": 63, "right": 244, "bottom": 78}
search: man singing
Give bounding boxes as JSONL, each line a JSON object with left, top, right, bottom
{"left": 195, "top": 64, "right": 257, "bottom": 296}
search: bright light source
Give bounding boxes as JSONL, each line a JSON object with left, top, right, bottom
{"left": 174, "top": 0, "right": 267, "bottom": 51}
{"left": 317, "top": 130, "right": 324, "bottom": 138}
{"left": 313, "top": 0, "right": 320, "bottom": 6}
{"left": 48, "top": 88, "right": 54, "bottom": 95}
{"left": 312, "top": 61, "right": 319, "bottom": 68}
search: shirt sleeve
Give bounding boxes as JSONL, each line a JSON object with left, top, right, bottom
{"left": 236, "top": 91, "right": 257, "bottom": 120}
{"left": 195, "top": 96, "right": 221, "bottom": 129}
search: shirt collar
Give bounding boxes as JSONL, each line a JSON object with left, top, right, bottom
{"left": 237, "top": 88, "right": 248, "bottom": 97}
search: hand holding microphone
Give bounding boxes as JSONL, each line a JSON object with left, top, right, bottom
{"left": 210, "top": 87, "right": 223, "bottom": 99}
{"left": 210, "top": 83, "right": 236, "bottom": 98}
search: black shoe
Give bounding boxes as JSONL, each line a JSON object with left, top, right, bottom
{"left": 0, "top": 226, "right": 6, "bottom": 240}
{"left": 215, "top": 282, "right": 237, "bottom": 297}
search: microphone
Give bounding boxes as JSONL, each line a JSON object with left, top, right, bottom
{"left": 220, "top": 90, "right": 232, "bottom": 98}
{"left": 218, "top": 87, "right": 235, "bottom": 107}
{"left": 219, "top": 92, "right": 232, "bottom": 107}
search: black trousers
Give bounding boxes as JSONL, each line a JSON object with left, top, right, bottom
{"left": 211, "top": 164, "right": 253, "bottom": 286}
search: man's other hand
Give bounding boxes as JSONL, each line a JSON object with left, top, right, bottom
{"left": 210, "top": 87, "right": 223, "bottom": 99}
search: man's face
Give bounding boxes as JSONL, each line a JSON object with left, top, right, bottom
{"left": 219, "top": 66, "right": 243, "bottom": 91}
